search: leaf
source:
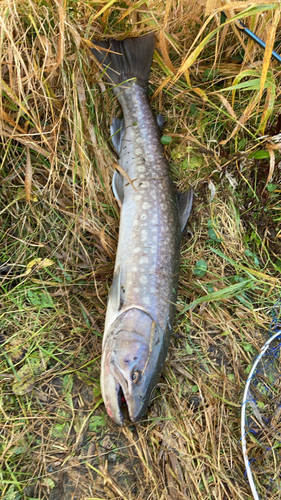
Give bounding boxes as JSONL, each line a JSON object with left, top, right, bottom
{"left": 89, "top": 415, "right": 106, "bottom": 432}
{"left": 24, "top": 258, "right": 55, "bottom": 275}
{"left": 41, "top": 478, "right": 56, "bottom": 489}
{"left": 186, "top": 342, "right": 193, "bottom": 355}
{"left": 225, "top": 69, "right": 263, "bottom": 106}
{"left": 208, "top": 179, "right": 216, "bottom": 201}
{"left": 99, "top": 226, "right": 115, "bottom": 260}
{"left": 243, "top": 343, "right": 253, "bottom": 353}
{"left": 159, "top": 30, "right": 177, "bottom": 75}
{"left": 211, "top": 247, "right": 277, "bottom": 283}
{"left": 12, "top": 354, "right": 48, "bottom": 395}
{"left": 27, "top": 290, "right": 54, "bottom": 308}
{"left": 217, "top": 94, "right": 237, "bottom": 120}
{"left": 191, "top": 87, "right": 208, "bottom": 101}
{"left": 161, "top": 135, "right": 173, "bottom": 145}
{"left": 258, "top": 9, "right": 280, "bottom": 106}
{"left": 91, "top": 0, "right": 117, "bottom": 21}
{"left": 221, "top": 77, "right": 271, "bottom": 93}
{"left": 179, "top": 279, "right": 254, "bottom": 317}
{"left": 261, "top": 145, "right": 276, "bottom": 195}
{"left": 257, "top": 71, "right": 276, "bottom": 134}
{"left": 249, "top": 150, "right": 269, "bottom": 160}
{"left": 193, "top": 260, "right": 207, "bottom": 277}
{"left": 245, "top": 249, "right": 254, "bottom": 257}
{"left": 220, "top": 91, "right": 260, "bottom": 145}
{"left": 207, "top": 228, "right": 222, "bottom": 242}
{"left": 56, "top": 0, "right": 66, "bottom": 70}
{"left": 112, "top": 0, "right": 146, "bottom": 26}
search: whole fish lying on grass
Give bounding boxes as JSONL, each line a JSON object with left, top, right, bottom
{"left": 91, "top": 33, "right": 193, "bottom": 425}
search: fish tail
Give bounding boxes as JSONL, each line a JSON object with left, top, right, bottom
{"left": 91, "top": 33, "right": 155, "bottom": 87}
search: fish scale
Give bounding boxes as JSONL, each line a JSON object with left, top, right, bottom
{"left": 91, "top": 33, "right": 193, "bottom": 424}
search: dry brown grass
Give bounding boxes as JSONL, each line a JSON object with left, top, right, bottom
{"left": 0, "top": 0, "right": 281, "bottom": 499}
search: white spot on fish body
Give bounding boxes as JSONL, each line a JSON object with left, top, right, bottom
{"left": 141, "top": 230, "right": 147, "bottom": 241}
{"left": 142, "top": 202, "right": 151, "bottom": 210}
{"left": 134, "top": 247, "right": 141, "bottom": 254}
{"left": 138, "top": 166, "right": 145, "bottom": 172}
{"left": 134, "top": 287, "right": 140, "bottom": 293}
{"left": 140, "top": 275, "right": 148, "bottom": 284}
{"left": 140, "top": 181, "right": 149, "bottom": 188}
{"left": 136, "top": 194, "right": 142, "bottom": 201}
{"left": 140, "top": 256, "right": 149, "bottom": 264}
{"left": 143, "top": 296, "right": 150, "bottom": 304}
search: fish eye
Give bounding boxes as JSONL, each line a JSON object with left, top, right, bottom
{"left": 132, "top": 371, "right": 141, "bottom": 384}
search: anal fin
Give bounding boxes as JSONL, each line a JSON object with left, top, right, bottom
{"left": 112, "top": 170, "right": 124, "bottom": 207}
{"left": 110, "top": 118, "right": 125, "bottom": 155}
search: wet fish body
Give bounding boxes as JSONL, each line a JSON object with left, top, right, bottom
{"left": 91, "top": 34, "right": 192, "bottom": 424}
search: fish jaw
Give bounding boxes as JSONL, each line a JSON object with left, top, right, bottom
{"left": 100, "top": 346, "right": 124, "bottom": 425}
{"left": 101, "top": 310, "right": 163, "bottom": 424}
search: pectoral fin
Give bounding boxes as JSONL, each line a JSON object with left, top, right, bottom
{"left": 156, "top": 114, "right": 164, "bottom": 132}
{"left": 177, "top": 189, "right": 193, "bottom": 232}
{"left": 104, "top": 266, "right": 122, "bottom": 336}
{"left": 112, "top": 170, "right": 124, "bottom": 206}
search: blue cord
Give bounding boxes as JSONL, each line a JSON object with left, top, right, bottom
{"left": 237, "top": 19, "right": 281, "bottom": 64}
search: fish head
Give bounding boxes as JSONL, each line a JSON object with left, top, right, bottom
{"left": 101, "top": 308, "right": 163, "bottom": 425}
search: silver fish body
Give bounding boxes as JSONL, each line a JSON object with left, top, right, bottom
{"left": 91, "top": 35, "right": 192, "bottom": 424}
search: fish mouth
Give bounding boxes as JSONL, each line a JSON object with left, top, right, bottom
{"left": 101, "top": 353, "right": 147, "bottom": 425}
{"left": 100, "top": 357, "right": 124, "bottom": 425}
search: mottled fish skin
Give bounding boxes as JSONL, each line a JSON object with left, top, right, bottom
{"left": 101, "top": 82, "right": 182, "bottom": 424}
{"left": 113, "top": 83, "right": 181, "bottom": 327}
{"left": 91, "top": 34, "right": 191, "bottom": 425}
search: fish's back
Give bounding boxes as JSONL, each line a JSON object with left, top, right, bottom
{"left": 115, "top": 84, "right": 181, "bottom": 330}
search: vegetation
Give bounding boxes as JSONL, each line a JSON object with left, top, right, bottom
{"left": 0, "top": 0, "right": 280, "bottom": 498}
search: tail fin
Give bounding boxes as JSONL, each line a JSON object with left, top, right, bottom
{"left": 91, "top": 33, "right": 155, "bottom": 87}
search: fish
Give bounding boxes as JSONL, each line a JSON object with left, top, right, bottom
{"left": 91, "top": 33, "right": 193, "bottom": 425}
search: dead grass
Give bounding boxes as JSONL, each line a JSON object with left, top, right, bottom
{"left": 0, "top": 0, "right": 281, "bottom": 499}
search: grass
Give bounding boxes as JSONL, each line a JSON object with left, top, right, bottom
{"left": 0, "top": 0, "right": 281, "bottom": 498}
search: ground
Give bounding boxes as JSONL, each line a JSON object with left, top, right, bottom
{"left": 0, "top": 1, "right": 281, "bottom": 499}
